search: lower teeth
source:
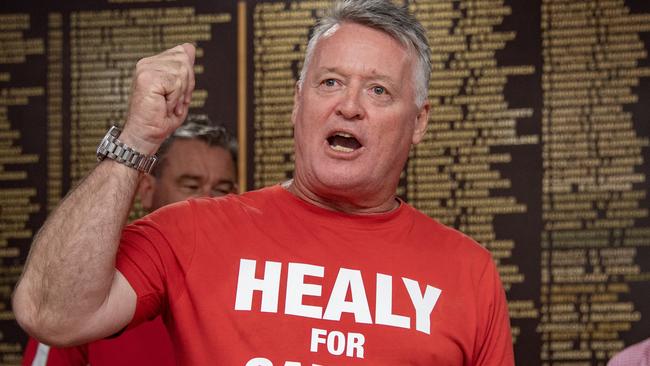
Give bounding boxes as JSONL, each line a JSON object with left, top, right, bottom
{"left": 331, "top": 144, "right": 354, "bottom": 152}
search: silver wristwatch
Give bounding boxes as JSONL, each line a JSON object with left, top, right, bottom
{"left": 96, "top": 126, "right": 158, "bottom": 174}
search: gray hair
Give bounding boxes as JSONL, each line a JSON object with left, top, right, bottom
{"left": 153, "top": 114, "right": 238, "bottom": 177}
{"left": 298, "top": 0, "right": 431, "bottom": 107}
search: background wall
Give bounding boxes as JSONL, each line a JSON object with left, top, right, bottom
{"left": 0, "top": 0, "right": 648, "bottom": 365}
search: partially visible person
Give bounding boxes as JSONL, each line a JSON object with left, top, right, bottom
{"left": 608, "top": 338, "right": 650, "bottom": 366}
{"left": 21, "top": 116, "right": 238, "bottom": 366}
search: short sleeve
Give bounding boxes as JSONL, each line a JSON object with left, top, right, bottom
{"left": 116, "top": 200, "right": 197, "bottom": 327}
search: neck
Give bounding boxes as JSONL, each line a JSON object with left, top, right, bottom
{"left": 282, "top": 179, "right": 399, "bottom": 214}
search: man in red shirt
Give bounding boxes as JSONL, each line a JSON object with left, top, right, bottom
{"left": 21, "top": 117, "right": 238, "bottom": 366}
{"left": 15, "top": 1, "right": 514, "bottom": 364}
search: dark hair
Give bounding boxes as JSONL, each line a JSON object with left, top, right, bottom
{"left": 153, "top": 114, "right": 238, "bottom": 176}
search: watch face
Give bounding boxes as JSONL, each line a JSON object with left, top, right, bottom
{"left": 94, "top": 126, "right": 156, "bottom": 173}
{"left": 108, "top": 126, "right": 121, "bottom": 138}
{"left": 96, "top": 128, "right": 115, "bottom": 160}
{"left": 97, "top": 138, "right": 107, "bottom": 160}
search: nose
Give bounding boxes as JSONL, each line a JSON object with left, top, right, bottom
{"left": 336, "top": 86, "right": 365, "bottom": 120}
{"left": 200, "top": 185, "right": 214, "bottom": 198}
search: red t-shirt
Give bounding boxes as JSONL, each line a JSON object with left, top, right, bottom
{"left": 22, "top": 316, "right": 175, "bottom": 366}
{"left": 117, "top": 185, "right": 514, "bottom": 365}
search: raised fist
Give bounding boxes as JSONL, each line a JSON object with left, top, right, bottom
{"left": 121, "top": 43, "right": 196, "bottom": 154}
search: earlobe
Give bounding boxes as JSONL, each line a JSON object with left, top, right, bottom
{"left": 412, "top": 102, "right": 430, "bottom": 144}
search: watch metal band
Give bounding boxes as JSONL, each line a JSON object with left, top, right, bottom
{"left": 97, "top": 126, "right": 158, "bottom": 174}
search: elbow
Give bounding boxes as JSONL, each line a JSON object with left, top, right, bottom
{"left": 13, "top": 282, "right": 51, "bottom": 344}
{"left": 12, "top": 282, "right": 80, "bottom": 347}
{"left": 12, "top": 280, "right": 38, "bottom": 337}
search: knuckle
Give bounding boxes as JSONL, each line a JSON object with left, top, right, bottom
{"left": 135, "top": 54, "right": 154, "bottom": 68}
{"left": 132, "top": 69, "right": 154, "bottom": 85}
{"left": 134, "top": 59, "right": 147, "bottom": 71}
{"left": 179, "top": 64, "right": 190, "bottom": 77}
{"left": 162, "top": 72, "right": 179, "bottom": 88}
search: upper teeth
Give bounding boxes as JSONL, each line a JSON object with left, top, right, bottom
{"left": 328, "top": 132, "right": 357, "bottom": 153}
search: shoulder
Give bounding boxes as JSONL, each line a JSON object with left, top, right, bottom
{"left": 186, "top": 185, "right": 284, "bottom": 218}
{"left": 403, "top": 202, "right": 492, "bottom": 261}
{"left": 138, "top": 186, "right": 281, "bottom": 224}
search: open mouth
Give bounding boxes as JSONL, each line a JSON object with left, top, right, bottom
{"left": 327, "top": 132, "right": 362, "bottom": 153}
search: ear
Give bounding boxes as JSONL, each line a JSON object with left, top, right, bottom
{"left": 137, "top": 174, "right": 157, "bottom": 212}
{"left": 411, "top": 101, "right": 430, "bottom": 144}
{"left": 291, "top": 81, "right": 302, "bottom": 126}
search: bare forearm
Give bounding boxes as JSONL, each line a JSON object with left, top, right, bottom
{"left": 13, "top": 43, "right": 195, "bottom": 346}
{"left": 13, "top": 159, "right": 139, "bottom": 343}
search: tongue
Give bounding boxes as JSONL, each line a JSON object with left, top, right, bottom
{"left": 329, "top": 135, "right": 361, "bottom": 151}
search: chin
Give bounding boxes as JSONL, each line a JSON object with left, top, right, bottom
{"left": 297, "top": 157, "right": 380, "bottom": 193}
{"left": 315, "top": 171, "right": 375, "bottom": 194}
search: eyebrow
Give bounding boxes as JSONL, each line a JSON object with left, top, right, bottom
{"left": 176, "top": 174, "right": 201, "bottom": 183}
{"left": 318, "top": 67, "right": 400, "bottom": 91}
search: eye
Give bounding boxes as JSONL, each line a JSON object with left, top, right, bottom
{"left": 181, "top": 183, "right": 200, "bottom": 192}
{"left": 211, "top": 189, "right": 229, "bottom": 197}
{"left": 323, "top": 78, "right": 337, "bottom": 87}
{"left": 211, "top": 182, "right": 235, "bottom": 197}
{"left": 178, "top": 178, "right": 201, "bottom": 193}
{"left": 372, "top": 86, "right": 386, "bottom": 95}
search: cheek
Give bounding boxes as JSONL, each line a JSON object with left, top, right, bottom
{"left": 295, "top": 121, "right": 318, "bottom": 150}
{"left": 300, "top": 96, "right": 334, "bottom": 127}
{"left": 379, "top": 125, "right": 414, "bottom": 153}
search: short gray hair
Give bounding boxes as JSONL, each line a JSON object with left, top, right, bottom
{"left": 298, "top": 0, "right": 431, "bottom": 107}
{"left": 153, "top": 114, "right": 238, "bottom": 176}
